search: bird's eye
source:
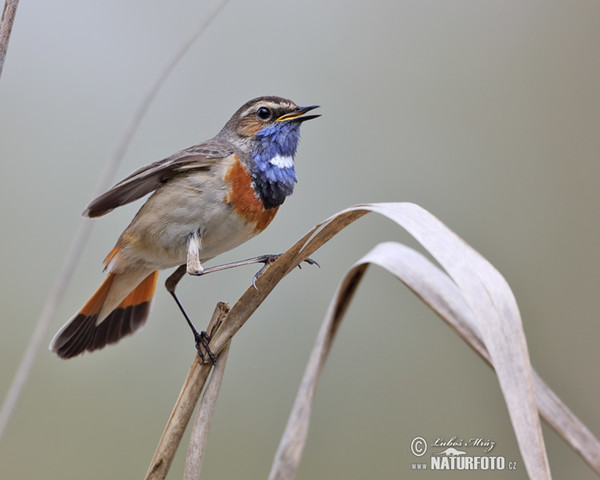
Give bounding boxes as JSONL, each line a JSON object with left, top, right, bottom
{"left": 256, "top": 107, "right": 271, "bottom": 120}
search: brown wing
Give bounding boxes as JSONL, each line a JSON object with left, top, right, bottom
{"left": 83, "top": 141, "right": 234, "bottom": 218}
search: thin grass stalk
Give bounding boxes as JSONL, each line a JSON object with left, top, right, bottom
{"left": 0, "top": 0, "right": 19, "bottom": 78}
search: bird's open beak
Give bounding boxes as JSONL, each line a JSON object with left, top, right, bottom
{"left": 276, "top": 105, "right": 320, "bottom": 123}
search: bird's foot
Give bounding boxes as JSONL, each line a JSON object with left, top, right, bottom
{"left": 194, "top": 330, "right": 216, "bottom": 364}
{"left": 252, "top": 254, "right": 320, "bottom": 288}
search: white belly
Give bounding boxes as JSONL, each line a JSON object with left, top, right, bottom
{"left": 117, "top": 168, "right": 259, "bottom": 270}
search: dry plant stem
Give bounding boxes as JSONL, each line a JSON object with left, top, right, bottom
{"left": 146, "top": 234, "right": 325, "bottom": 478}
{"left": 0, "top": 0, "right": 231, "bottom": 444}
{"left": 146, "top": 203, "right": 595, "bottom": 479}
{"left": 0, "top": 0, "right": 19, "bottom": 78}
{"left": 145, "top": 359, "right": 212, "bottom": 480}
{"left": 146, "top": 303, "right": 229, "bottom": 480}
{"left": 184, "top": 341, "right": 231, "bottom": 480}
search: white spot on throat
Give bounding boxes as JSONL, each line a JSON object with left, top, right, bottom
{"left": 269, "top": 154, "right": 294, "bottom": 169}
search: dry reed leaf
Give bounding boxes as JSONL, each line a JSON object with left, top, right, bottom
{"left": 278, "top": 202, "right": 550, "bottom": 479}
{"left": 148, "top": 202, "right": 598, "bottom": 479}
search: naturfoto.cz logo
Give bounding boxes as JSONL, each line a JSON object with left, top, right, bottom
{"left": 410, "top": 435, "right": 518, "bottom": 472}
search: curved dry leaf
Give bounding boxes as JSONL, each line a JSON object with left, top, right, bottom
{"left": 270, "top": 241, "right": 600, "bottom": 479}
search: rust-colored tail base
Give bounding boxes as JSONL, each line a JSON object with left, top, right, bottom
{"left": 50, "top": 271, "right": 158, "bottom": 359}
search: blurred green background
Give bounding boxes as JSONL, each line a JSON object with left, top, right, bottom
{"left": 1, "top": 0, "right": 599, "bottom": 478}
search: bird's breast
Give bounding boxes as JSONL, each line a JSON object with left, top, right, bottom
{"left": 224, "top": 155, "right": 279, "bottom": 233}
{"left": 114, "top": 154, "right": 280, "bottom": 270}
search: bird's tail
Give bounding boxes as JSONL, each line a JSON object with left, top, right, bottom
{"left": 50, "top": 269, "right": 159, "bottom": 358}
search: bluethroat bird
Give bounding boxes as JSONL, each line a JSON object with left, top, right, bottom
{"left": 49, "top": 96, "right": 319, "bottom": 359}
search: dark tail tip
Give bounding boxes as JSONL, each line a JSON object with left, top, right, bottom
{"left": 50, "top": 302, "right": 151, "bottom": 359}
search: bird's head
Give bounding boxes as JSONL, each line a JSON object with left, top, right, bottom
{"left": 218, "top": 96, "right": 319, "bottom": 158}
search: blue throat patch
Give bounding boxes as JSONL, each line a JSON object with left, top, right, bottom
{"left": 251, "top": 121, "right": 301, "bottom": 209}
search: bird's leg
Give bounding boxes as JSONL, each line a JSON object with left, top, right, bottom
{"left": 185, "top": 231, "right": 320, "bottom": 282}
{"left": 186, "top": 230, "right": 204, "bottom": 275}
{"left": 165, "top": 264, "right": 215, "bottom": 364}
{"left": 167, "top": 232, "right": 319, "bottom": 361}
{"left": 186, "top": 253, "right": 320, "bottom": 287}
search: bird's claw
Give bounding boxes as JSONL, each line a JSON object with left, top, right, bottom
{"left": 252, "top": 254, "right": 320, "bottom": 289}
{"left": 299, "top": 257, "right": 320, "bottom": 269}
